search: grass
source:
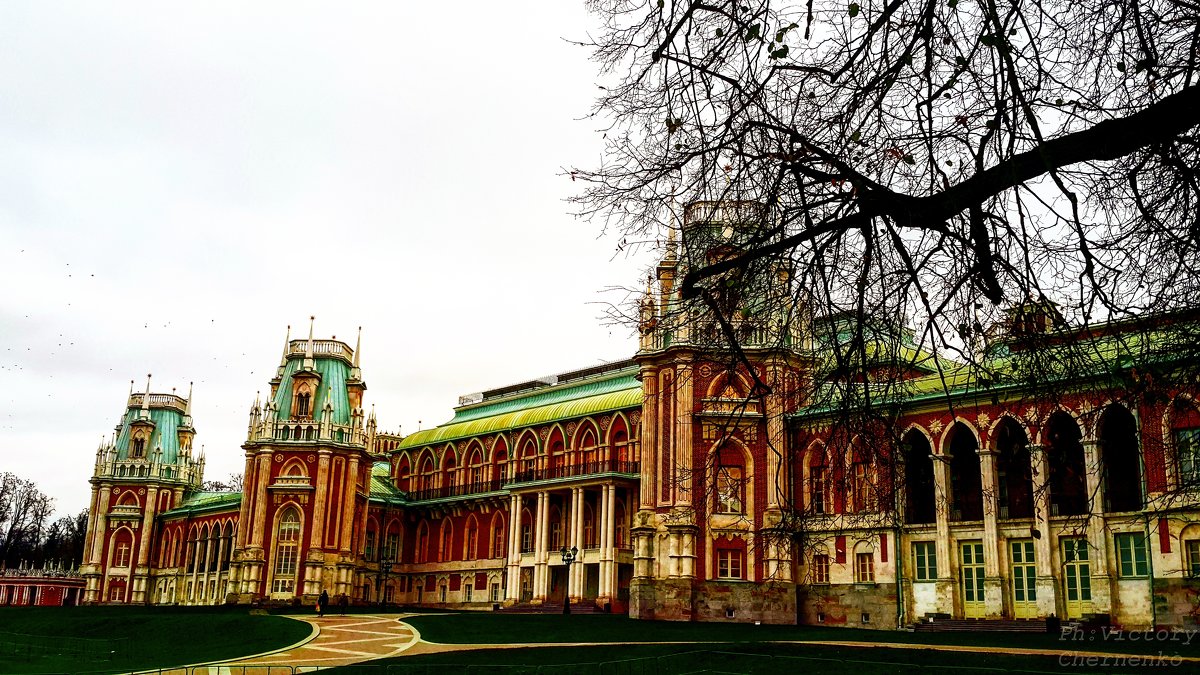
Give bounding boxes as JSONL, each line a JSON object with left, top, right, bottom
{"left": 320, "top": 642, "right": 1153, "bottom": 674}
{"left": 0, "top": 605, "right": 312, "bottom": 675}
{"left": 402, "top": 612, "right": 1200, "bottom": 657}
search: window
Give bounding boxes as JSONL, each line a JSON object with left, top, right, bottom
{"left": 385, "top": 528, "right": 400, "bottom": 561}
{"left": 109, "top": 585, "right": 124, "bottom": 602}
{"left": 812, "top": 554, "right": 830, "bottom": 584}
{"left": 272, "top": 509, "right": 301, "bottom": 594}
{"left": 521, "top": 522, "right": 533, "bottom": 553}
{"left": 364, "top": 530, "right": 376, "bottom": 560}
{"left": 114, "top": 541, "right": 131, "bottom": 568}
{"left": 855, "top": 552, "right": 875, "bottom": 583}
{"left": 550, "top": 519, "right": 562, "bottom": 551}
{"left": 1177, "top": 428, "right": 1200, "bottom": 488}
{"left": 296, "top": 392, "right": 310, "bottom": 418}
{"left": 810, "top": 466, "right": 826, "bottom": 514}
{"left": 439, "top": 524, "right": 453, "bottom": 562}
{"left": 1186, "top": 540, "right": 1200, "bottom": 578}
{"left": 491, "top": 520, "right": 505, "bottom": 558}
{"left": 852, "top": 462, "right": 871, "bottom": 512}
{"left": 1115, "top": 532, "right": 1149, "bottom": 578}
{"left": 132, "top": 436, "right": 146, "bottom": 458}
{"left": 716, "top": 466, "right": 744, "bottom": 514}
{"left": 440, "top": 585, "right": 447, "bottom": 603}
{"left": 491, "top": 582, "right": 501, "bottom": 602}
{"left": 913, "top": 542, "right": 937, "bottom": 581}
{"left": 717, "top": 549, "right": 744, "bottom": 579}
{"left": 464, "top": 583, "right": 473, "bottom": 603}
{"left": 465, "top": 522, "right": 478, "bottom": 559}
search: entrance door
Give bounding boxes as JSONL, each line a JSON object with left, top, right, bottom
{"left": 1010, "top": 539, "right": 1037, "bottom": 618}
{"left": 1062, "top": 538, "right": 1092, "bottom": 618}
{"left": 960, "top": 541, "right": 986, "bottom": 618}
{"left": 520, "top": 568, "right": 533, "bottom": 603}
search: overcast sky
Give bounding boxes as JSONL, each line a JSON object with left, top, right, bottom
{"left": 0, "top": 3, "right": 650, "bottom": 519}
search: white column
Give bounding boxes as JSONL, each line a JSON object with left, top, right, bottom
{"left": 1030, "top": 444, "right": 1057, "bottom": 616}
{"left": 505, "top": 494, "right": 521, "bottom": 602}
{"left": 601, "top": 484, "right": 617, "bottom": 600}
{"left": 534, "top": 491, "right": 550, "bottom": 602}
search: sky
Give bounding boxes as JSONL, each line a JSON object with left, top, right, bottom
{"left": 0, "top": 3, "right": 651, "bottom": 519}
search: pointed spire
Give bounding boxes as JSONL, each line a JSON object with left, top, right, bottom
{"left": 185, "top": 382, "right": 193, "bottom": 415}
{"left": 353, "top": 326, "right": 362, "bottom": 368}
{"left": 140, "top": 374, "right": 152, "bottom": 419}
{"left": 306, "top": 316, "right": 315, "bottom": 358}
{"left": 280, "top": 325, "right": 291, "bottom": 365}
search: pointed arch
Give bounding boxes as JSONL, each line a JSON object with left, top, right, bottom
{"left": 415, "top": 520, "right": 430, "bottom": 564}
{"left": 464, "top": 440, "right": 486, "bottom": 488}
{"left": 608, "top": 413, "right": 632, "bottom": 465}
{"left": 490, "top": 436, "right": 510, "bottom": 484}
{"left": 993, "top": 415, "right": 1033, "bottom": 519}
{"left": 268, "top": 504, "right": 303, "bottom": 597}
{"left": 946, "top": 421, "right": 982, "bottom": 521}
{"left": 705, "top": 369, "right": 752, "bottom": 399}
{"left": 1167, "top": 396, "right": 1200, "bottom": 491}
{"left": 546, "top": 425, "right": 566, "bottom": 473}
{"left": 804, "top": 439, "right": 829, "bottom": 515}
{"left": 438, "top": 517, "right": 454, "bottom": 562}
{"left": 489, "top": 511, "right": 507, "bottom": 559}
{"left": 711, "top": 436, "right": 753, "bottom": 516}
{"left": 902, "top": 427, "right": 936, "bottom": 524}
{"left": 1045, "top": 411, "right": 1088, "bottom": 516}
{"left": 1098, "top": 403, "right": 1142, "bottom": 512}
{"left": 464, "top": 514, "right": 480, "bottom": 560}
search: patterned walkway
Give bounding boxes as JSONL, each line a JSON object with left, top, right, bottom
{"left": 173, "top": 614, "right": 418, "bottom": 674}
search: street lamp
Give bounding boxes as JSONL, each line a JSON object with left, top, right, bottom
{"left": 559, "top": 545, "right": 578, "bottom": 615}
{"left": 379, "top": 559, "right": 394, "bottom": 610}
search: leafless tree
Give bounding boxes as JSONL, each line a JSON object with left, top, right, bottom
{"left": 576, "top": 0, "right": 1200, "bottom": 574}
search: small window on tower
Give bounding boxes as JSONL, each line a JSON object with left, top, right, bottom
{"left": 132, "top": 435, "right": 146, "bottom": 459}
{"left": 296, "top": 391, "right": 311, "bottom": 418}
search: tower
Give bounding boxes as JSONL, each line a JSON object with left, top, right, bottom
{"left": 81, "top": 377, "right": 202, "bottom": 603}
{"left": 631, "top": 200, "right": 813, "bottom": 622}
{"left": 230, "top": 320, "right": 374, "bottom": 602}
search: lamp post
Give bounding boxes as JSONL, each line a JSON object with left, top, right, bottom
{"left": 559, "top": 545, "right": 578, "bottom": 615}
{"left": 379, "top": 560, "right": 394, "bottom": 610}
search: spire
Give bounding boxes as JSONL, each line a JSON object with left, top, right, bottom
{"left": 140, "top": 374, "right": 152, "bottom": 419}
{"left": 185, "top": 382, "right": 193, "bottom": 415}
{"left": 280, "top": 325, "right": 291, "bottom": 365}
{"left": 306, "top": 316, "right": 315, "bottom": 358}
{"left": 353, "top": 326, "right": 362, "bottom": 368}
{"left": 303, "top": 317, "right": 315, "bottom": 370}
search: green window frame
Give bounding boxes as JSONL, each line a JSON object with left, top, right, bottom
{"left": 914, "top": 541, "right": 938, "bottom": 581}
{"left": 1115, "top": 532, "right": 1149, "bottom": 578}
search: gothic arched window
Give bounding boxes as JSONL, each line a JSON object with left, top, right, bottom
{"left": 272, "top": 508, "right": 301, "bottom": 595}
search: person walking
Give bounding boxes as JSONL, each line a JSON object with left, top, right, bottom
{"left": 318, "top": 589, "right": 329, "bottom": 618}
{"left": 339, "top": 593, "right": 348, "bottom": 615}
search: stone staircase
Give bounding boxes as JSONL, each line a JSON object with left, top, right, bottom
{"left": 497, "top": 601, "right": 606, "bottom": 614}
{"left": 908, "top": 613, "right": 1050, "bottom": 633}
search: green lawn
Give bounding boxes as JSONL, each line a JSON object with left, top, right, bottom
{"left": 321, "top": 642, "right": 1162, "bottom": 674}
{"left": 0, "top": 606, "right": 312, "bottom": 675}
{"left": 403, "top": 612, "right": 1200, "bottom": 657}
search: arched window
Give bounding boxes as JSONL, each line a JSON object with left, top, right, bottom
{"left": 583, "top": 504, "right": 596, "bottom": 548}
{"left": 111, "top": 530, "right": 133, "bottom": 568}
{"left": 384, "top": 520, "right": 401, "bottom": 561}
{"left": 132, "top": 434, "right": 146, "bottom": 459}
{"left": 467, "top": 446, "right": 485, "bottom": 489}
{"left": 272, "top": 508, "right": 301, "bottom": 595}
{"left": 808, "top": 449, "right": 827, "bottom": 515}
{"left": 521, "top": 508, "right": 535, "bottom": 553}
{"left": 994, "top": 418, "right": 1033, "bottom": 519}
{"left": 947, "top": 423, "right": 983, "bottom": 521}
{"left": 464, "top": 517, "right": 479, "bottom": 560}
{"left": 1047, "top": 412, "right": 1088, "bottom": 516}
{"left": 715, "top": 444, "right": 745, "bottom": 514}
{"left": 549, "top": 507, "right": 562, "bottom": 550}
{"left": 442, "top": 451, "right": 457, "bottom": 491}
{"left": 439, "top": 519, "right": 454, "bottom": 562}
{"left": 903, "top": 431, "right": 935, "bottom": 524}
{"left": 490, "top": 514, "right": 506, "bottom": 558}
{"left": 296, "top": 387, "right": 311, "bottom": 419}
{"left": 1172, "top": 403, "right": 1200, "bottom": 490}
{"left": 416, "top": 521, "right": 430, "bottom": 564}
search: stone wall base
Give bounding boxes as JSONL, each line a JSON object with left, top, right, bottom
{"left": 799, "top": 583, "right": 899, "bottom": 630}
{"left": 630, "top": 578, "right": 798, "bottom": 624}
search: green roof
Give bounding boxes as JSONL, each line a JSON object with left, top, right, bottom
{"left": 369, "top": 461, "right": 405, "bottom": 502}
{"left": 160, "top": 491, "right": 242, "bottom": 518}
{"left": 272, "top": 355, "right": 353, "bottom": 425}
{"left": 793, "top": 318, "right": 1198, "bottom": 418}
{"left": 398, "top": 367, "right": 643, "bottom": 452}
{"left": 115, "top": 407, "right": 187, "bottom": 463}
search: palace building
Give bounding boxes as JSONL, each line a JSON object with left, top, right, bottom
{"left": 81, "top": 203, "right": 1200, "bottom": 629}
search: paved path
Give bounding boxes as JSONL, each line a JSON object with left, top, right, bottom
{"left": 152, "top": 614, "right": 1200, "bottom": 672}
{"left": 160, "top": 614, "right": 419, "bottom": 674}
